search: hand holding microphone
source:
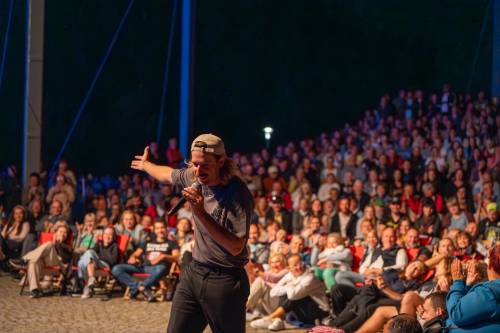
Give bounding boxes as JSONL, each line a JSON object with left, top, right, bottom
{"left": 168, "top": 182, "right": 201, "bottom": 215}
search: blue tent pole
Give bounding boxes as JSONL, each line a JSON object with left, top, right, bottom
{"left": 179, "top": 0, "right": 193, "bottom": 157}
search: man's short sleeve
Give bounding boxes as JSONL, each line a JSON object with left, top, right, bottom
{"left": 171, "top": 168, "right": 195, "bottom": 188}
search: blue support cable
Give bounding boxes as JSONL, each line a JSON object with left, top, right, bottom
{"left": 467, "top": 0, "right": 492, "bottom": 92}
{"left": 156, "top": 0, "right": 179, "bottom": 144}
{"left": 0, "top": 0, "right": 14, "bottom": 91}
{"left": 49, "top": 0, "right": 135, "bottom": 176}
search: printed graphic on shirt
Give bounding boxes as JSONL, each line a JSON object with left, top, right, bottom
{"left": 145, "top": 242, "right": 170, "bottom": 262}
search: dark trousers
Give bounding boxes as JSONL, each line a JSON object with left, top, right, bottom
{"left": 166, "top": 260, "right": 249, "bottom": 333}
{"left": 280, "top": 295, "right": 328, "bottom": 324}
{"left": 0, "top": 236, "right": 23, "bottom": 259}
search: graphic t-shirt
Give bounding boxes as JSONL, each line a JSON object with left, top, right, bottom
{"left": 141, "top": 239, "right": 179, "bottom": 267}
{"left": 171, "top": 168, "right": 254, "bottom": 268}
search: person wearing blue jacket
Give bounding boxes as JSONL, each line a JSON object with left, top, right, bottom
{"left": 446, "top": 244, "right": 500, "bottom": 333}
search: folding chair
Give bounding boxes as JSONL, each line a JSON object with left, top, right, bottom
{"left": 93, "top": 234, "right": 130, "bottom": 299}
{"left": 123, "top": 260, "right": 180, "bottom": 301}
{"left": 19, "top": 232, "right": 74, "bottom": 295}
{"left": 350, "top": 245, "right": 365, "bottom": 273}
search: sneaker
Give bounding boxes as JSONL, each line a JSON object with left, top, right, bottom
{"left": 143, "top": 288, "right": 156, "bottom": 302}
{"left": 29, "top": 289, "right": 43, "bottom": 298}
{"left": 250, "top": 317, "right": 273, "bottom": 329}
{"left": 268, "top": 318, "right": 284, "bottom": 331}
{"left": 321, "top": 315, "right": 336, "bottom": 326}
{"left": 8, "top": 259, "right": 26, "bottom": 270}
{"left": 81, "top": 286, "right": 92, "bottom": 299}
{"left": 246, "top": 310, "right": 261, "bottom": 322}
{"left": 87, "top": 276, "right": 97, "bottom": 289}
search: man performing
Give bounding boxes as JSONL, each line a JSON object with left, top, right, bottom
{"left": 131, "top": 133, "right": 254, "bottom": 333}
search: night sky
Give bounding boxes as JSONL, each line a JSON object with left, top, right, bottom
{"left": 0, "top": 0, "right": 493, "bottom": 175}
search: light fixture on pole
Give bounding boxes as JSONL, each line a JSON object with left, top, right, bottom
{"left": 263, "top": 126, "right": 273, "bottom": 149}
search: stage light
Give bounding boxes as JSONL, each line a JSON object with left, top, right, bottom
{"left": 263, "top": 126, "right": 273, "bottom": 148}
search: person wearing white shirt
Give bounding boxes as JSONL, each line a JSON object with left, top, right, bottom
{"left": 335, "top": 227, "right": 408, "bottom": 288}
{"left": 250, "top": 254, "right": 329, "bottom": 331}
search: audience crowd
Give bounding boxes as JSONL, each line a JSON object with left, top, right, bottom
{"left": 1, "top": 85, "right": 499, "bottom": 332}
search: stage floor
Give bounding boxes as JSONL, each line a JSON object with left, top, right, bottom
{"left": 0, "top": 275, "right": 305, "bottom": 333}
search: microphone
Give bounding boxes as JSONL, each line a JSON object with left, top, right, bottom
{"left": 168, "top": 182, "right": 200, "bottom": 216}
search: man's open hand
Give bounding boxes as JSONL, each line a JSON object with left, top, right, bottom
{"left": 131, "top": 147, "right": 149, "bottom": 171}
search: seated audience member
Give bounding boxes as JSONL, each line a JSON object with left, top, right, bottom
{"left": 415, "top": 198, "right": 441, "bottom": 238}
{"left": 252, "top": 197, "right": 270, "bottom": 227}
{"left": 97, "top": 216, "right": 111, "bottom": 229}
{"left": 403, "top": 228, "right": 432, "bottom": 262}
{"left": 22, "top": 224, "right": 72, "bottom": 298}
{"left": 479, "top": 202, "right": 499, "bottom": 242}
{"left": 171, "top": 217, "right": 192, "bottom": 247}
{"left": 46, "top": 174, "right": 75, "bottom": 219}
{"left": 262, "top": 220, "right": 281, "bottom": 244}
{"left": 384, "top": 197, "right": 403, "bottom": 230}
{"left": 78, "top": 226, "right": 119, "bottom": 299}
{"left": 424, "top": 238, "right": 455, "bottom": 284}
{"left": 396, "top": 216, "right": 411, "bottom": 245}
{"left": 354, "top": 291, "right": 448, "bottom": 333}
{"left": 420, "top": 183, "right": 444, "bottom": 215}
{"left": 354, "top": 219, "right": 375, "bottom": 246}
{"left": 355, "top": 205, "right": 376, "bottom": 241}
{"left": 269, "top": 180, "right": 293, "bottom": 211}
{"left": 114, "top": 210, "right": 145, "bottom": 251}
{"left": 302, "top": 216, "right": 323, "bottom": 247}
{"left": 292, "top": 198, "right": 310, "bottom": 234}
{"left": 0, "top": 205, "right": 30, "bottom": 262}
{"left": 289, "top": 235, "right": 311, "bottom": 266}
{"left": 385, "top": 314, "right": 422, "bottom": 333}
{"left": 441, "top": 198, "right": 473, "bottom": 232}
{"left": 250, "top": 254, "right": 329, "bottom": 330}
{"left": 330, "top": 197, "right": 357, "bottom": 242}
{"left": 73, "top": 212, "right": 100, "bottom": 255}
{"left": 246, "top": 253, "right": 288, "bottom": 320}
{"left": 269, "top": 229, "right": 289, "bottom": 257}
{"left": 266, "top": 195, "right": 293, "bottom": 234}
{"left": 327, "top": 261, "right": 427, "bottom": 333}
{"left": 144, "top": 192, "right": 166, "bottom": 222}
{"left": 139, "top": 214, "right": 153, "bottom": 232}
{"left": 35, "top": 199, "right": 64, "bottom": 235}
{"left": 112, "top": 221, "right": 179, "bottom": 302}
{"left": 418, "top": 292, "right": 448, "bottom": 333}
{"left": 248, "top": 223, "right": 270, "bottom": 265}
{"left": 336, "top": 228, "right": 408, "bottom": 288}
{"left": 445, "top": 244, "right": 500, "bottom": 332}
{"left": 464, "top": 222, "right": 488, "bottom": 257}
{"left": 313, "top": 233, "right": 352, "bottom": 290}
{"left": 22, "top": 172, "right": 45, "bottom": 205}
{"left": 454, "top": 231, "right": 484, "bottom": 261}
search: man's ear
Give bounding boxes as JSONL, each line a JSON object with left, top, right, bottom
{"left": 217, "top": 156, "right": 226, "bottom": 168}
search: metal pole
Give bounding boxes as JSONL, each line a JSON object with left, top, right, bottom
{"left": 492, "top": 0, "right": 500, "bottom": 97}
{"left": 179, "top": 0, "right": 194, "bottom": 157}
{"left": 22, "top": 0, "right": 45, "bottom": 187}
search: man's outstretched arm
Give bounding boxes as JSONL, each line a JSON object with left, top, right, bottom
{"left": 131, "top": 147, "right": 174, "bottom": 184}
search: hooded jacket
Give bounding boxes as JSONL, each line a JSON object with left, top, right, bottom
{"left": 446, "top": 279, "right": 500, "bottom": 333}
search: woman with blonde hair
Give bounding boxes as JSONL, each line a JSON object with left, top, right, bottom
{"left": 313, "top": 233, "right": 352, "bottom": 290}
{"left": 423, "top": 237, "right": 455, "bottom": 292}
{"left": 246, "top": 253, "right": 289, "bottom": 321}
